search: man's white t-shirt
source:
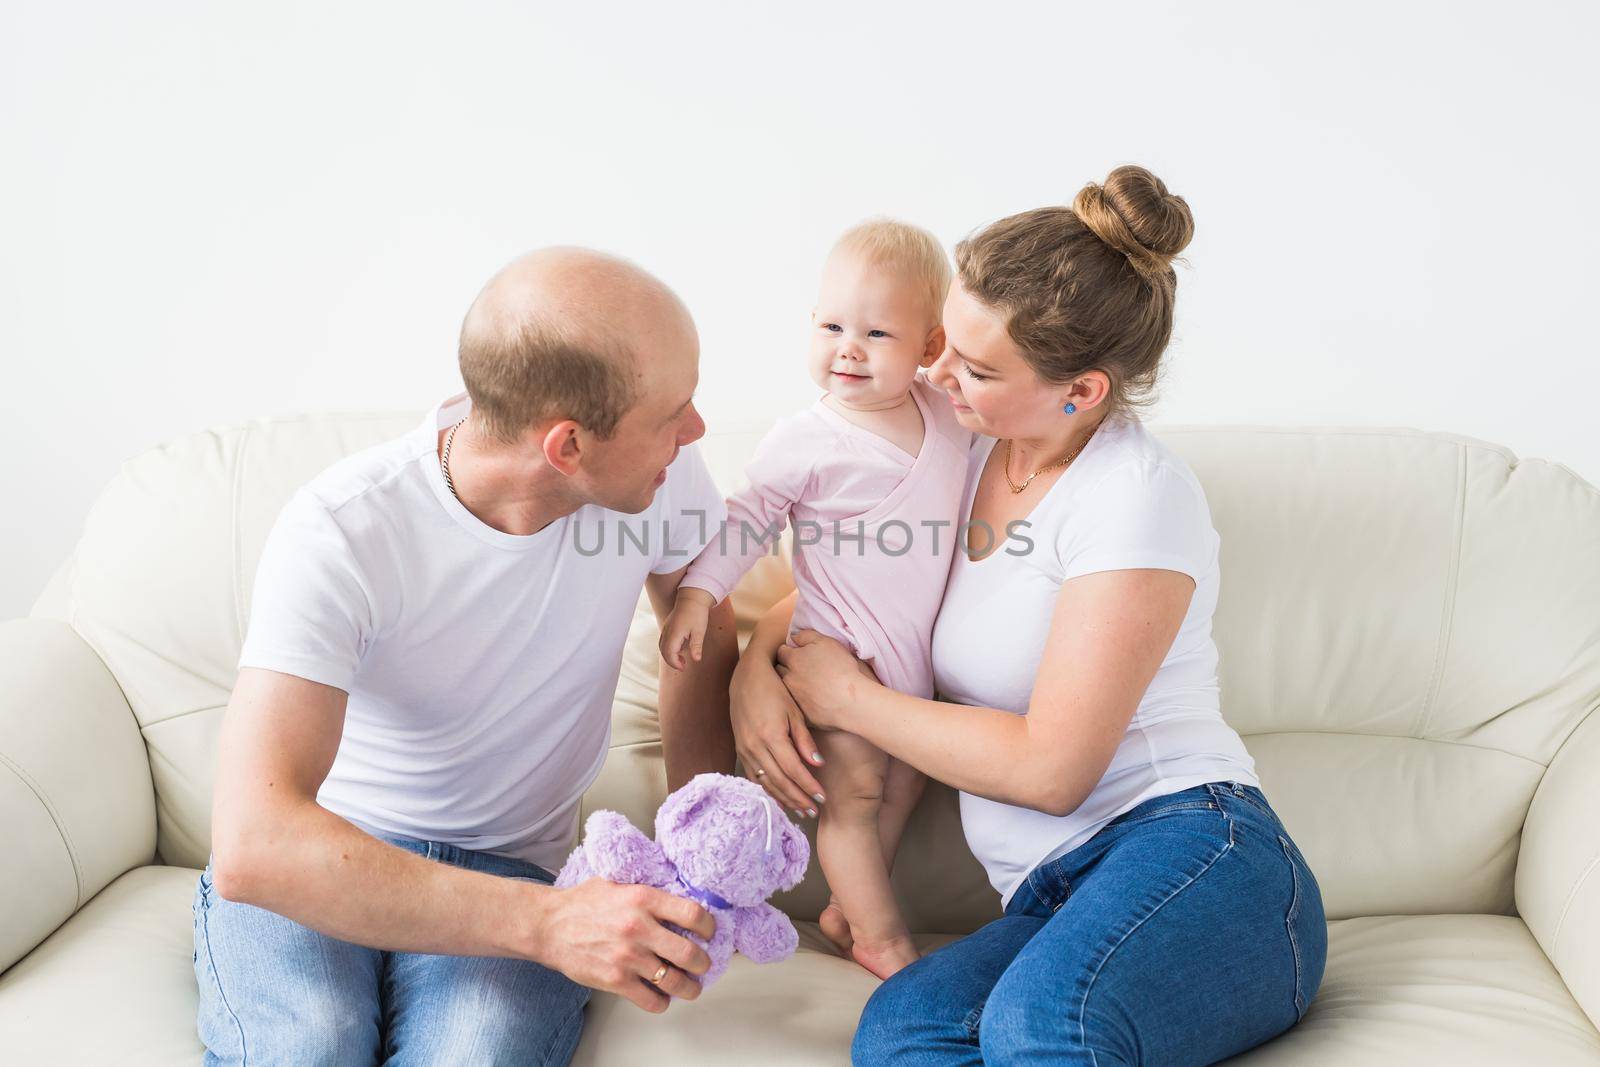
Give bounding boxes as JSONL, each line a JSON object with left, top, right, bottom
{"left": 238, "top": 392, "right": 726, "bottom": 873}
{"left": 931, "top": 413, "right": 1259, "bottom": 909}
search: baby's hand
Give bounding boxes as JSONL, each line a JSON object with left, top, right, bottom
{"left": 660, "top": 587, "right": 718, "bottom": 670}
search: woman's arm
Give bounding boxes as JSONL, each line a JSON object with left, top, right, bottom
{"left": 728, "top": 590, "right": 830, "bottom": 817}
{"left": 776, "top": 568, "right": 1195, "bottom": 817}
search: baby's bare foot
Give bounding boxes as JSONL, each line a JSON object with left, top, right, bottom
{"left": 819, "top": 897, "right": 853, "bottom": 955}
{"left": 850, "top": 933, "right": 920, "bottom": 981}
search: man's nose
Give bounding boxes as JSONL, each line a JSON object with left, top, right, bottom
{"left": 679, "top": 404, "right": 706, "bottom": 444}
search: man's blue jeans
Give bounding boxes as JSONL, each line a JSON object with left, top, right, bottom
{"left": 852, "top": 781, "right": 1328, "bottom": 1066}
{"left": 192, "top": 831, "right": 590, "bottom": 1066}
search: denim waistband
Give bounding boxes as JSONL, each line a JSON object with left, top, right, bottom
{"left": 1012, "top": 779, "right": 1284, "bottom": 916}
{"left": 376, "top": 832, "right": 556, "bottom": 884}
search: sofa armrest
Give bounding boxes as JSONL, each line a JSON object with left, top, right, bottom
{"left": 1517, "top": 705, "right": 1600, "bottom": 1028}
{"left": 0, "top": 618, "right": 157, "bottom": 972}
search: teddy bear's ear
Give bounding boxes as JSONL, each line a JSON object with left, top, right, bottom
{"left": 654, "top": 771, "right": 727, "bottom": 840}
{"left": 775, "top": 812, "right": 811, "bottom": 890}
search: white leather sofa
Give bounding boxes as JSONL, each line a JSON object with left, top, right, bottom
{"left": 3, "top": 412, "right": 1599, "bottom": 1065}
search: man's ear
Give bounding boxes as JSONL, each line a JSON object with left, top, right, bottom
{"left": 920, "top": 324, "right": 946, "bottom": 367}
{"left": 540, "top": 420, "right": 584, "bottom": 476}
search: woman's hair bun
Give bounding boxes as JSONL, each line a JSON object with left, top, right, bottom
{"left": 1071, "top": 165, "right": 1194, "bottom": 282}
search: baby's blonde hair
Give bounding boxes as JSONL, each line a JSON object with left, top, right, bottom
{"left": 829, "top": 217, "right": 952, "bottom": 325}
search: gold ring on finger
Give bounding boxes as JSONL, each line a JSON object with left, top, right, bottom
{"left": 755, "top": 767, "right": 766, "bottom": 777}
{"left": 649, "top": 963, "right": 669, "bottom": 985}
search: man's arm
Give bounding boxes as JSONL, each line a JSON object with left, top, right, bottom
{"left": 646, "top": 566, "right": 738, "bottom": 791}
{"left": 209, "top": 667, "right": 715, "bottom": 1012}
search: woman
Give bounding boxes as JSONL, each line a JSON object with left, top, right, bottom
{"left": 731, "top": 165, "right": 1327, "bottom": 1065}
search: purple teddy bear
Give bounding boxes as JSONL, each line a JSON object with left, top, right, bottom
{"left": 555, "top": 771, "right": 811, "bottom": 990}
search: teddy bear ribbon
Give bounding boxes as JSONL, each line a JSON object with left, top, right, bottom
{"left": 672, "top": 872, "right": 735, "bottom": 911}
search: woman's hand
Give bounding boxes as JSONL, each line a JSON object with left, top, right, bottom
{"left": 774, "top": 630, "right": 881, "bottom": 731}
{"left": 731, "top": 593, "right": 828, "bottom": 818}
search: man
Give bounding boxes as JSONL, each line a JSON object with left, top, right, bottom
{"left": 197, "top": 248, "right": 740, "bottom": 1064}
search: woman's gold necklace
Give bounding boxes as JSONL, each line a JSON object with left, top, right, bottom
{"left": 1003, "top": 423, "right": 1098, "bottom": 494}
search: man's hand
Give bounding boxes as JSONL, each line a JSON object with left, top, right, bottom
{"left": 528, "top": 878, "right": 718, "bottom": 1013}
{"left": 659, "top": 587, "right": 716, "bottom": 670}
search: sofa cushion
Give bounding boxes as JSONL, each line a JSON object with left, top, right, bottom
{"left": 0, "top": 865, "right": 203, "bottom": 1065}
{"left": 6, "top": 866, "right": 1595, "bottom": 1064}
{"left": 62, "top": 413, "right": 417, "bottom": 869}
{"left": 1226, "top": 915, "right": 1600, "bottom": 1065}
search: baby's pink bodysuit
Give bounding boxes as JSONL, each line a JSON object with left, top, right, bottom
{"left": 682, "top": 374, "right": 973, "bottom": 698}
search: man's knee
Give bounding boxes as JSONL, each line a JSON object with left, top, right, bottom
{"left": 306, "top": 999, "right": 386, "bottom": 1065}
{"left": 443, "top": 989, "right": 588, "bottom": 1066}
{"left": 194, "top": 891, "right": 382, "bottom": 1066}
{"left": 391, "top": 957, "right": 591, "bottom": 1065}
{"left": 196, "top": 973, "right": 380, "bottom": 1066}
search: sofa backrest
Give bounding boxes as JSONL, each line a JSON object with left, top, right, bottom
{"left": 41, "top": 414, "right": 1600, "bottom": 930}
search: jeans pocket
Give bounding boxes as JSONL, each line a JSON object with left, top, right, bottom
{"left": 1221, "top": 782, "right": 1281, "bottom": 824}
{"left": 1275, "top": 825, "right": 1314, "bottom": 877}
{"left": 1279, "top": 835, "right": 1309, "bottom": 1022}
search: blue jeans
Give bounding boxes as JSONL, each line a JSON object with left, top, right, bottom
{"left": 192, "top": 831, "right": 590, "bottom": 1066}
{"left": 853, "top": 781, "right": 1327, "bottom": 1066}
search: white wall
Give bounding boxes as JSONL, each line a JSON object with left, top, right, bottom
{"left": 3, "top": 0, "right": 1596, "bottom": 618}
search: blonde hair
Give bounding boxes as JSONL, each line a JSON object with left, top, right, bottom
{"left": 954, "top": 164, "right": 1195, "bottom": 418}
{"left": 830, "top": 217, "right": 952, "bottom": 324}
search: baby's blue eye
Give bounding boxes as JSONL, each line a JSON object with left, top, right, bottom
{"left": 823, "top": 323, "right": 842, "bottom": 332}
{"left": 868, "top": 329, "right": 887, "bottom": 338}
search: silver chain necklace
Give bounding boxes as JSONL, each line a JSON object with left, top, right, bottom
{"left": 440, "top": 418, "right": 467, "bottom": 501}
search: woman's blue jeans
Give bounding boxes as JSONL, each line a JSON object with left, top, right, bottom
{"left": 192, "top": 831, "right": 590, "bottom": 1066}
{"left": 853, "top": 781, "right": 1327, "bottom": 1066}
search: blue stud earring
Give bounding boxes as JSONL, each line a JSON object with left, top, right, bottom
{"left": 1063, "top": 402, "right": 1076, "bottom": 415}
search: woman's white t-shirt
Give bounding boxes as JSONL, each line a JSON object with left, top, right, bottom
{"left": 931, "top": 414, "right": 1258, "bottom": 908}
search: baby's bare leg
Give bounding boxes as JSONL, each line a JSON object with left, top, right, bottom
{"left": 813, "top": 729, "right": 919, "bottom": 980}
{"left": 876, "top": 757, "right": 926, "bottom": 872}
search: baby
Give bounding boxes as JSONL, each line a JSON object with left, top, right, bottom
{"left": 659, "top": 219, "right": 972, "bottom": 979}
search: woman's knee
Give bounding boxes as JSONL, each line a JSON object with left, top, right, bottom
{"left": 851, "top": 992, "right": 913, "bottom": 1064}
{"left": 978, "top": 977, "right": 1131, "bottom": 1066}
{"left": 855, "top": 969, "right": 917, "bottom": 1036}
{"left": 851, "top": 966, "right": 956, "bottom": 1063}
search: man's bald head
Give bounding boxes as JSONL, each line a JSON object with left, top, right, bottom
{"left": 458, "top": 247, "right": 695, "bottom": 443}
